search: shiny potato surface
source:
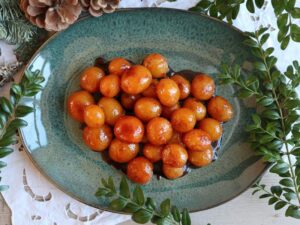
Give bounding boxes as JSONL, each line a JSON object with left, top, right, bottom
{"left": 120, "top": 93, "right": 141, "bottom": 110}
{"left": 142, "top": 79, "right": 158, "bottom": 98}
{"left": 171, "top": 75, "right": 191, "bottom": 100}
{"left": 207, "top": 96, "right": 234, "bottom": 122}
{"left": 143, "top": 53, "right": 169, "bottom": 78}
{"left": 191, "top": 74, "right": 215, "bottom": 100}
{"left": 121, "top": 65, "right": 152, "bottom": 94}
{"left": 146, "top": 117, "right": 173, "bottom": 145}
{"left": 80, "top": 67, "right": 105, "bottom": 93}
{"left": 114, "top": 116, "right": 144, "bottom": 143}
{"left": 163, "top": 164, "right": 184, "bottom": 179}
{"left": 183, "top": 98, "right": 206, "bottom": 121}
{"left": 198, "top": 118, "right": 222, "bottom": 141}
{"left": 127, "top": 157, "right": 153, "bottom": 185}
{"left": 162, "top": 144, "right": 188, "bottom": 168}
{"left": 82, "top": 125, "right": 112, "bottom": 151}
{"left": 156, "top": 78, "right": 180, "bottom": 107}
{"left": 134, "top": 97, "right": 162, "bottom": 122}
{"left": 189, "top": 147, "right": 213, "bottom": 167}
{"left": 143, "top": 144, "right": 163, "bottom": 163}
{"left": 183, "top": 129, "right": 212, "bottom": 151}
{"left": 161, "top": 103, "right": 180, "bottom": 119}
{"left": 171, "top": 108, "right": 196, "bottom": 133}
{"left": 109, "top": 139, "right": 139, "bottom": 163}
{"left": 108, "top": 57, "right": 131, "bottom": 76}
{"left": 67, "top": 91, "right": 95, "bottom": 122}
{"left": 98, "top": 97, "right": 124, "bottom": 126}
{"left": 83, "top": 105, "right": 105, "bottom": 128}
{"left": 99, "top": 74, "right": 120, "bottom": 97}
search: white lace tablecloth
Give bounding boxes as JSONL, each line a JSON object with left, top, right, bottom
{"left": 0, "top": 0, "right": 299, "bottom": 225}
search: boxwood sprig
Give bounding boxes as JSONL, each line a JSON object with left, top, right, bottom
{"left": 96, "top": 176, "right": 191, "bottom": 225}
{"left": 0, "top": 68, "right": 44, "bottom": 191}
{"left": 218, "top": 27, "right": 300, "bottom": 218}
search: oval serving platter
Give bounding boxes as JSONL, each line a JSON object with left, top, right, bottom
{"left": 20, "top": 8, "right": 266, "bottom": 212}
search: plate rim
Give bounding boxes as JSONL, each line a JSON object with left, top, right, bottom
{"left": 19, "top": 7, "right": 270, "bottom": 213}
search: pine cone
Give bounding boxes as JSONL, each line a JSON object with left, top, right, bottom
{"left": 80, "top": 0, "right": 119, "bottom": 17}
{"left": 20, "top": 0, "right": 82, "bottom": 31}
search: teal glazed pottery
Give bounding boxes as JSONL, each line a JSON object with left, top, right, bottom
{"left": 20, "top": 8, "right": 266, "bottom": 212}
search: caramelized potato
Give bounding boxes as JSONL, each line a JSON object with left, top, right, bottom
{"left": 189, "top": 147, "right": 213, "bottom": 167}
{"left": 67, "top": 91, "right": 95, "bottom": 122}
{"left": 121, "top": 65, "right": 152, "bottom": 94}
{"left": 114, "top": 116, "right": 144, "bottom": 143}
{"left": 80, "top": 67, "right": 105, "bottom": 93}
{"left": 147, "top": 117, "right": 173, "bottom": 145}
{"left": 143, "top": 53, "right": 169, "bottom": 78}
{"left": 207, "top": 96, "right": 234, "bottom": 122}
{"left": 98, "top": 97, "right": 124, "bottom": 126}
{"left": 156, "top": 78, "right": 180, "bottom": 107}
{"left": 108, "top": 57, "right": 131, "bottom": 76}
{"left": 183, "top": 98, "right": 206, "bottom": 121}
{"left": 162, "top": 144, "right": 188, "bottom": 167}
{"left": 171, "top": 75, "right": 191, "bottom": 100}
{"left": 161, "top": 103, "right": 180, "bottom": 119}
{"left": 83, "top": 105, "right": 105, "bottom": 128}
{"left": 134, "top": 97, "right": 162, "bottom": 122}
{"left": 120, "top": 93, "right": 141, "bottom": 110}
{"left": 142, "top": 79, "right": 158, "bottom": 98}
{"left": 198, "top": 118, "right": 222, "bottom": 141}
{"left": 109, "top": 139, "right": 139, "bottom": 163}
{"left": 99, "top": 74, "right": 120, "bottom": 97}
{"left": 171, "top": 108, "right": 196, "bottom": 133}
{"left": 163, "top": 164, "right": 184, "bottom": 179}
{"left": 183, "top": 129, "right": 212, "bottom": 151}
{"left": 82, "top": 125, "right": 112, "bottom": 151}
{"left": 127, "top": 157, "right": 153, "bottom": 185}
{"left": 143, "top": 144, "right": 163, "bottom": 163}
{"left": 191, "top": 74, "right": 215, "bottom": 100}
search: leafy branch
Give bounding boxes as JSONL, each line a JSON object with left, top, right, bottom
{"left": 218, "top": 27, "right": 300, "bottom": 218}
{"left": 0, "top": 68, "right": 44, "bottom": 191}
{"left": 96, "top": 177, "right": 191, "bottom": 225}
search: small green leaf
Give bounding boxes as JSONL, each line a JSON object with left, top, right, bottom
{"left": 109, "top": 198, "right": 127, "bottom": 211}
{"left": 265, "top": 47, "right": 274, "bottom": 56}
{"left": 291, "top": 148, "right": 300, "bottom": 156}
{"left": 181, "top": 208, "right": 191, "bottom": 225}
{"left": 283, "top": 192, "right": 297, "bottom": 201}
{"left": 286, "top": 0, "right": 296, "bottom": 11}
{"left": 277, "top": 13, "right": 288, "bottom": 29}
{"left": 0, "top": 161, "right": 7, "bottom": 169}
{"left": 259, "top": 135, "right": 274, "bottom": 144}
{"left": 145, "top": 197, "right": 156, "bottom": 210}
{"left": 0, "top": 147, "right": 13, "bottom": 158}
{"left": 237, "top": 89, "right": 254, "bottom": 98}
{"left": 291, "top": 8, "right": 300, "bottom": 18}
{"left": 95, "top": 188, "right": 110, "bottom": 197}
{"left": 259, "top": 194, "right": 272, "bottom": 198}
{"left": 261, "top": 110, "right": 280, "bottom": 120}
{"left": 243, "top": 39, "right": 259, "bottom": 48}
{"left": 120, "top": 176, "right": 130, "bottom": 198}
{"left": 279, "top": 178, "right": 294, "bottom": 187}
{"left": 101, "top": 178, "right": 109, "bottom": 188}
{"left": 252, "top": 114, "right": 261, "bottom": 125}
{"left": 252, "top": 189, "right": 260, "bottom": 195}
{"left": 260, "top": 33, "right": 270, "bottom": 45}
{"left": 286, "top": 206, "right": 300, "bottom": 219}
{"left": 258, "top": 96, "right": 274, "bottom": 106}
{"left": 267, "top": 56, "right": 278, "bottom": 69}
{"left": 285, "top": 99, "right": 300, "bottom": 109}
{"left": 268, "top": 197, "right": 278, "bottom": 205}
{"left": 132, "top": 209, "right": 152, "bottom": 224}
{"left": 0, "top": 185, "right": 9, "bottom": 192}
{"left": 281, "top": 35, "right": 290, "bottom": 50}
{"left": 108, "top": 177, "right": 116, "bottom": 193}
{"left": 133, "top": 186, "right": 145, "bottom": 206}
{"left": 160, "top": 199, "right": 171, "bottom": 217}
{"left": 274, "top": 201, "right": 287, "bottom": 210}
{"left": 123, "top": 202, "right": 140, "bottom": 213}
{"left": 0, "top": 136, "right": 17, "bottom": 147}
{"left": 254, "top": 62, "right": 267, "bottom": 71}
{"left": 291, "top": 24, "right": 300, "bottom": 35}
{"left": 271, "top": 186, "right": 282, "bottom": 196}
{"left": 171, "top": 206, "right": 181, "bottom": 223}
{"left": 246, "top": 0, "right": 255, "bottom": 13}
{"left": 270, "top": 162, "right": 289, "bottom": 174}
{"left": 0, "top": 97, "right": 13, "bottom": 115}
{"left": 8, "top": 118, "right": 28, "bottom": 130}
{"left": 11, "top": 84, "right": 22, "bottom": 96}
{"left": 15, "top": 105, "right": 34, "bottom": 117}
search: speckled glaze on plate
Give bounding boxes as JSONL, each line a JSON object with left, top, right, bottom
{"left": 20, "top": 8, "right": 267, "bottom": 212}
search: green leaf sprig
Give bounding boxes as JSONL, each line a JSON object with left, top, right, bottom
{"left": 218, "top": 27, "right": 300, "bottom": 218}
{"left": 0, "top": 68, "right": 44, "bottom": 191}
{"left": 96, "top": 177, "right": 191, "bottom": 225}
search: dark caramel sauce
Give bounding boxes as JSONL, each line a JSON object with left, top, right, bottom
{"left": 94, "top": 57, "right": 223, "bottom": 180}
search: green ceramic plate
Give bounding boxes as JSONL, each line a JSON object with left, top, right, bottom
{"left": 21, "top": 8, "right": 266, "bottom": 212}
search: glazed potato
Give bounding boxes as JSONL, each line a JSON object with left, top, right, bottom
{"left": 121, "top": 65, "right": 152, "bottom": 94}
{"left": 183, "top": 129, "right": 212, "bottom": 151}
{"left": 114, "top": 116, "right": 144, "bottom": 143}
{"left": 189, "top": 147, "right": 213, "bottom": 167}
{"left": 134, "top": 97, "right": 162, "bottom": 122}
{"left": 99, "top": 74, "right": 120, "bottom": 97}
{"left": 109, "top": 139, "right": 139, "bottom": 163}
{"left": 171, "top": 75, "right": 191, "bottom": 100}
{"left": 120, "top": 93, "right": 141, "bottom": 110}
{"left": 143, "top": 53, "right": 169, "bottom": 78}
{"left": 171, "top": 108, "right": 196, "bottom": 133}
{"left": 127, "top": 157, "right": 153, "bottom": 185}
{"left": 108, "top": 57, "right": 131, "bottom": 76}
{"left": 207, "top": 96, "right": 234, "bottom": 122}
{"left": 82, "top": 125, "right": 112, "bottom": 151}
{"left": 142, "top": 79, "right": 158, "bottom": 98}
{"left": 143, "top": 144, "right": 163, "bottom": 163}
{"left": 198, "top": 118, "right": 222, "bottom": 141}
{"left": 162, "top": 144, "right": 188, "bottom": 168}
{"left": 163, "top": 164, "right": 184, "bottom": 179}
{"left": 183, "top": 98, "right": 206, "bottom": 121}
{"left": 156, "top": 78, "right": 180, "bottom": 107}
{"left": 147, "top": 117, "right": 173, "bottom": 145}
{"left": 191, "top": 74, "right": 215, "bottom": 100}
{"left": 98, "top": 97, "right": 124, "bottom": 126}
{"left": 67, "top": 91, "right": 95, "bottom": 122}
{"left": 83, "top": 105, "right": 105, "bottom": 128}
{"left": 80, "top": 67, "right": 105, "bottom": 93}
{"left": 161, "top": 103, "right": 180, "bottom": 119}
